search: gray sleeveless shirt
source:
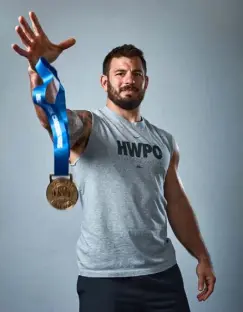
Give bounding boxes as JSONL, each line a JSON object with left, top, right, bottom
{"left": 70, "top": 106, "right": 177, "bottom": 277}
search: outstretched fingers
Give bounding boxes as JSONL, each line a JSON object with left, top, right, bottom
{"left": 18, "top": 16, "right": 35, "bottom": 40}
{"left": 11, "top": 43, "right": 29, "bottom": 58}
{"left": 12, "top": 14, "right": 35, "bottom": 57}
{"left": 15, "top": 25, "right": 32, "bottom": 47}
{"left": 58, "top": 38, "right": 76, "bottom": 50}
{"left": 29, "top": 11, "right": 45, "bottom": 36}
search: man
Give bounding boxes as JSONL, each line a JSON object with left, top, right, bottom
{"left": 13, "top": 11, "right": 216, "bottom": 312}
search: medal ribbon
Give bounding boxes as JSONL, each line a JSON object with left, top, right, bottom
{"left": 32, "top": 57, "right": 70, "bottom": 177}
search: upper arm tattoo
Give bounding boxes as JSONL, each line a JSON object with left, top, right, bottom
{"left": 68, "top": 110, "right": 92, "bottom": 149}
{"left": 45, "top": 109, "right": 92, "bottom": 149}
{"left": 67, "top": 109, "right": 84, "bottom": 148}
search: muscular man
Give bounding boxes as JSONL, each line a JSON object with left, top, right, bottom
{"left": 12, "top": 12, "right": 216, "bottom": 312}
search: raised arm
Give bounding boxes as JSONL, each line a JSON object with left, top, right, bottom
{"left": 12, "top": 12, "right": 92, "bottom": 156}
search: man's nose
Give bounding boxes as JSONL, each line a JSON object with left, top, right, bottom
{"left": 124, "top": 72, "right": 135, "bottom": 84}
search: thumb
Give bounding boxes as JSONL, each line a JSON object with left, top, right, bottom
{"left": 57, "top": 38, "right": 76, "bottom": 50}
{"left": 198, "top": 274, "right": 205, "bottom": 291}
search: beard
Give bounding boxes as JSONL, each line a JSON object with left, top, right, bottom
{"left": 107, "top": 80, "right": 146, "bottom": 111}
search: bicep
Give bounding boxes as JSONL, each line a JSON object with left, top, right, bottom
{"left": 44, "top": 109, "right": 91, "bottom": 149}
{"left": 69, "top": 110, "right": 93, "bottom": 149}
{"left": 67, "top": 109, "right": 85, "bottom": 148}
{"left": 164, "top": 145, "right": 185, "bottom": 207}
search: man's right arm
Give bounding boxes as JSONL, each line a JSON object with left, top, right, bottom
{"left": 28, "top": 67, "right": 91, "bottom": 150}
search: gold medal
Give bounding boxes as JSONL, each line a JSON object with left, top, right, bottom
{"left": 46, "top": 174, "right": 79, "bottom": 210}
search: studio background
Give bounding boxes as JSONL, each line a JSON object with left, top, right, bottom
{"left": 1, "top": 1, "right": 242, "bottom": 311}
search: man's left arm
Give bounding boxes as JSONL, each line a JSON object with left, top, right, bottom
{"left": 164, "top": 143, "right": 216, "bottom": 302}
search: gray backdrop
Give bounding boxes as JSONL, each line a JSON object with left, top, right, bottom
{"left": 1, "top": 0, "right": 242, "bottom": 311}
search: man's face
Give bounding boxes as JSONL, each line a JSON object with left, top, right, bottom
{"left": 102, "top": 56, "right": 148, "bottom": 110}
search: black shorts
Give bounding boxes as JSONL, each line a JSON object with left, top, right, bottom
{"left": 76, "top": 264, "right": 191, "bottom": 312}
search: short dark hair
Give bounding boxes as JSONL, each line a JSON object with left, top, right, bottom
{"left": 102, "top": 44, "right": 147, "bottom": 76}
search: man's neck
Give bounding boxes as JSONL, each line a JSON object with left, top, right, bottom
{"left": 106, "top": 101, "right": 142, "bottom": 123}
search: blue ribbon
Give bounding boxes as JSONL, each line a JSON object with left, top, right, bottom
{"left": 32, "top": 57, "right": 70, "bottom": 177}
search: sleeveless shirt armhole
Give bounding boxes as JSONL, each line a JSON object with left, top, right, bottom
{"left": 169, "top": 134, "right": 178, "bottom": 159}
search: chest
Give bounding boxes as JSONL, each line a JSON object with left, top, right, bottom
{"left": 88, "top": 123, "right": 172, "bottom": 181}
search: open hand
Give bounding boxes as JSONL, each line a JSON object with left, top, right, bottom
{"left": 12, "top": 11, "right": 76, "bottom": 69}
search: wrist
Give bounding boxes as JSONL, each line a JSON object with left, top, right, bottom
{"left": 27, "top": 59, "right": 39, "bottom": 74}
{"left": 28, "top": 64, "right": 36, "bottom": 73}
{"left": 28, "top": 65, "right": 42, "bottom": 86}
{"left": 28, "top": 65, "right": 36, "bottom": 74}
{"left": 198, "top": 254, "right": 212, "bottom": 265}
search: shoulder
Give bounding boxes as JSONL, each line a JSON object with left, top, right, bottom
{"left": 144, "top": 117, "right": 178, "bottom": 156}
{"left": 66, "top": 110, "right": 94, "bottom": 131}
{"left": 147, "top": 120, "right": 180, "bottom": 170}
{"left": 72, "top": 110, "right": 92, "bottom": 121}
{"left": 74, "top": 108, "right": 106, "bottom": 123}
{"left": 143, "top": 117, "right": 170, "bottom": 136}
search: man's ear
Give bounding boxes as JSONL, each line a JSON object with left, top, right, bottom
{"left": 145, "top": 75, "right": 149, "bottom": 90}
{"left": 100, "top": 74, "right": 108, "bottom": 92}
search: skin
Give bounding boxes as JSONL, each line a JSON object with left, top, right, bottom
{"left": 164, "top": 145, "right": 216, "bottom": 301}
{"left": 12, "top": 11, "right": 92, "bottom": 163}
{"left": 13, "top": 11, "right": 216, "bottom": 302}
{"left": 100, "top": 56, "right": 149, "bottom": 121}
